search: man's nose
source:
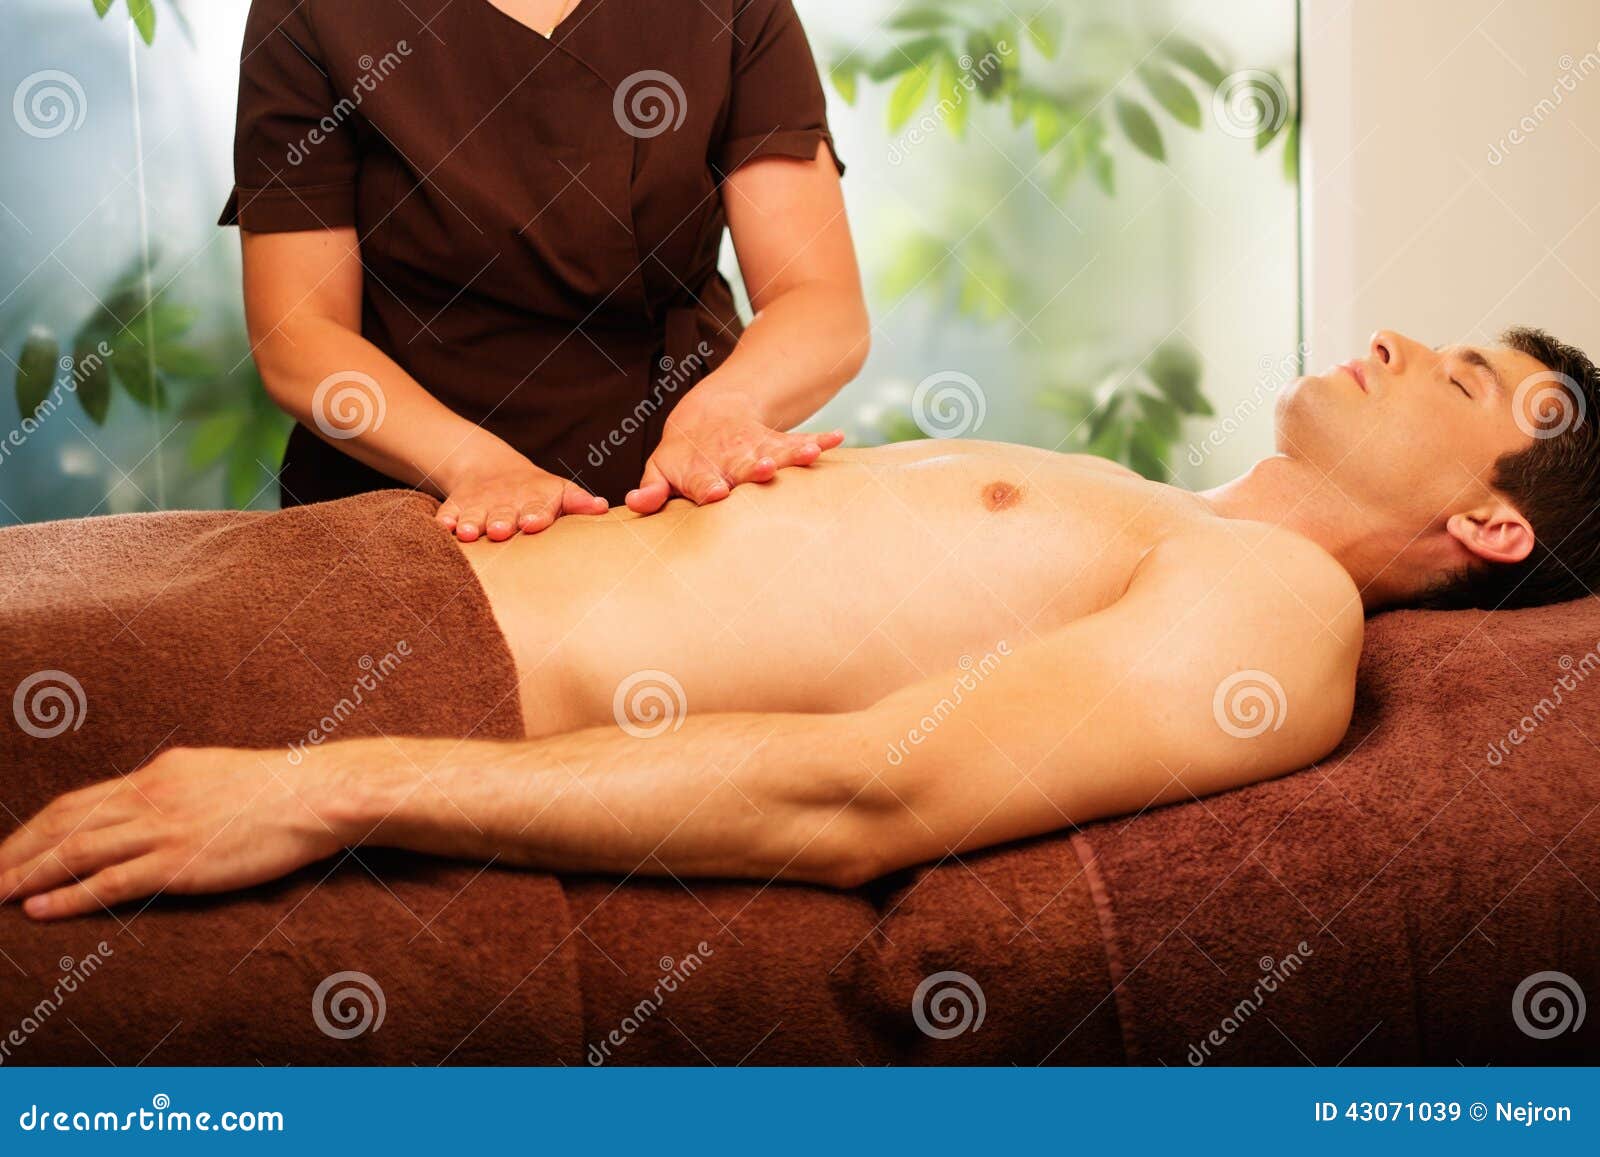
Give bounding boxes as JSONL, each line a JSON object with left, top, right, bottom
{"left": 1369, "top": 330, "right": 1404, "bottom": 371}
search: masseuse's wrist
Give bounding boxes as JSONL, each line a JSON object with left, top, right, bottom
{"left": 675, "top": 374, "right": 769, "bottom": 425}
{"left": 432, "top": 430, "right": 532, "bottom": 494}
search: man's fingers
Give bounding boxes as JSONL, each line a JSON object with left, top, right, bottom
{"left": 22, "top": 853, "right": 169, "bottom": 921}
{"left": 1, "top": 824, "right": 154, "bottom": 902}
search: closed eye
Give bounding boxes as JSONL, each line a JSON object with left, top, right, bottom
{"left": 1451, "top": 377, "right": 1470, "bottom": 398}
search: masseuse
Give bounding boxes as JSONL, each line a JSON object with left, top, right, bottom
{"left": 221, "top": 0, "right": 867, "bottom": 541}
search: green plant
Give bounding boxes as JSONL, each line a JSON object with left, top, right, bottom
{"left": 89, "top": 0, "right": 191, "bottom": 46}
{"left": 832, "top": 1, "right": 1296, "bottom": 480}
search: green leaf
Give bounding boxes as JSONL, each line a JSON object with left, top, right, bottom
{"left": 1091, "top": 149, "right": 1115, "bottom": 196}
{"left": 887, "top": 65, "right": 933, "bottom": 132}
{"left": 1128, "top": 423, "right": 1171, "bottom": 481}
{"left": 1146, "top": 342, "right": 1210, "bottom": 414}
{"left": 155, "top": 343, "right": 216, "bottom": 381}
{"left": 1136, "top": 389, "right": 1182, "bottom": 442}
{"left": 16, "top": 331, "right": 60, "bottom": 420}
{"left": 226, "top": 443, "right": 266, "bottom": 509}
{"left": 1033, "top": 99, "right": 1067, "bottom": 152}
{"left": 73, "top": 337, "right": 113, "bottom": 425}
{"left": 187, "top": 412, "right": 244, "bottom": 470}
{"left": 1025, "top": 10, "right": 1063, "bottom": 58}
{"left": 829, "top": 61, "right": 859, "bottom": 105}
{"left": 1138, "top": 65, "right": 1201, "bottom": 129}
{"left": 1282, "top": 119, "right": 1300, "bottom": 182}
{"left": 93, "top": 0, "right": 115, "bottom": 17}
{"left": 1159, "top": 35, "right": 1227, "bottom": 88}
{"left": 127, "top": 0, "right": 155, "bottom": 44}
{"left": 938, "top": 55, "right": 968, "bottom": 138}
{"left": 110, "top": 341, "right": 167, "bottom": 409}
{"left": 1113, "top": 97, "right": 1165, "bottom": 161}
{"left": 889, "top": 8, "right": 952, "bottom": 33}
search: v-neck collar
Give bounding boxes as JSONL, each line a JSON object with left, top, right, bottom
{"left": 477, "top": 0, "right": 588, "bottom": 41}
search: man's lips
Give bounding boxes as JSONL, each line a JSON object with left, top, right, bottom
{"left": 1339, "top": 361, "right": 1368, "bottom": 392}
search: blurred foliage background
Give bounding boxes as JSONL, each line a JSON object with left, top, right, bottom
{"left": 1, "top": 0, "right": 1299, "bottom": 523}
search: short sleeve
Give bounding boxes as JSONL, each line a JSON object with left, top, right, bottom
{"left": 713, "top": 0, "right": 845, "bottom": 180}
{"left": 217, "top": 0, "right": 359, "bottom": 231}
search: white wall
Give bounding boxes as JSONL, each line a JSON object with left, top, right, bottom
{"left": 1303, "top": 0, "right": 1600, "bottom": 368}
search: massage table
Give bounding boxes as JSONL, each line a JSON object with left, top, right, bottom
{"left": 1, "top": 494, "right": 1595, "bottom": 1064}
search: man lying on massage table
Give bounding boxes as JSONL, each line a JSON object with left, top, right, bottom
{"left": 3, "top": 327, "right": 1598, "bottom": 920}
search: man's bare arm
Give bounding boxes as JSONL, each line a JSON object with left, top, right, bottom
{"left": 0, "top": 527, "right": 1362, "bottom": 917}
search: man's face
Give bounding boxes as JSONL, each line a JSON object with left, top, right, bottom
{"left": 1275, "top": 330, "right": 1546, "bottom": 526}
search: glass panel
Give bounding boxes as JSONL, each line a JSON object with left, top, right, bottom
{"left": 2, "top": 0, "right": 1299, "bottom": 526}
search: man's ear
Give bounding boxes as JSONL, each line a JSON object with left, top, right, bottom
{"left": 1445, "top": 499, "right": 1535, "bottom": 566}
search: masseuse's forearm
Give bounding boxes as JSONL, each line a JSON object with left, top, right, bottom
{"left": 255, "top": 316, "right": 519, "bottom": 495}
{"left": 314, "top": 712, "right": 881, "bottom": 887}
{"left": 696, "top": 282, "right": 870, "bottom": 430}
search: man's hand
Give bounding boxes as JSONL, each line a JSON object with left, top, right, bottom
{"left": 627, "top": 389, "right": 844, "bottom": 514}
{"left": 437, "top": 451, "right": 609, "bottom": 542}
{"left": 0, "top": 748, "right": 343, "bottom": 921}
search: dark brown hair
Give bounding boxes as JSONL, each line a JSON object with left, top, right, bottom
{"left": 1423, "top": 326, "right": 1600, "bottom": 610}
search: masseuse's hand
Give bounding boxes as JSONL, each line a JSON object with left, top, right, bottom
{"left": 628, "top": 389, "right": 844, "bottom": 514}
{"left": 0, "top": 748, "right": 340, "bottom": 920}
{"left": 437, "top": 453, "right": 607, "bottom": 542}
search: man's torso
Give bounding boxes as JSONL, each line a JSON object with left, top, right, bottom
{"left": 461, "top": 441, "right": 1274, "bottom": 737}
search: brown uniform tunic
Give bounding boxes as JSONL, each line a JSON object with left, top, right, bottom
{"left": 220, "top": 0, "right": 842, "bottom": 506}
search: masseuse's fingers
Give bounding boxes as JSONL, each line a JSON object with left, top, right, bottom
{"left": 561, "top": 484, "right": 608, "bottom": 516}
{"left": 483, "top": 504, "right": 520, "bottom": 542}
{"left": 627, "top": 461, "right": 673, "bottom": 515}
{"left": 681, "top": 461, "right": 732, "bottom": 505}
{"left": 436, "top": 501, "right": 460, "bottom": 532}
{"left": 454, "top": 506, "right": 488, "bottom": 543}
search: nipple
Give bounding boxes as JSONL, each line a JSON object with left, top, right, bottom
{"left": 983, "top": 481, "right": 1023, "bottom": 511}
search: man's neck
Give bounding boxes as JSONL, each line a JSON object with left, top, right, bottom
{"left": 1197, "top": 455, "right": 1423, "bottom": 609}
